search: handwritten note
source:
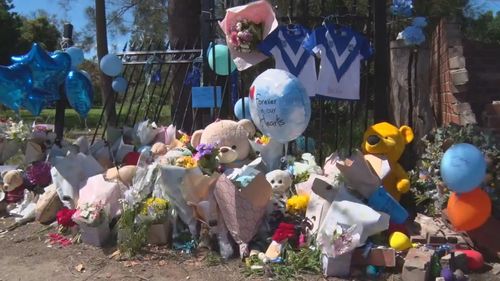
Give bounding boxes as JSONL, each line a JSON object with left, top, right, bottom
{"left": 255, "top": 92, "right": 285, "bottom": 128}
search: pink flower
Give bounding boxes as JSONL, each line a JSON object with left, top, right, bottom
{"left": 230, "top": 31, "right": 240, "bottom": 46}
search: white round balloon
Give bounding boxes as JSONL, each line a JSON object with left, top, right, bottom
{"left": 249, "top": 69, "right": 311, "bottom": 143}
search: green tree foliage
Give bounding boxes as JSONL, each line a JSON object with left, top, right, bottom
{"left": 0, "top": 1, "right": 61, "bottom": 65}
{"left": 0, "top": 0, "right": 21, "bottom": 64}
{"left": 464, "top": 11, "right": 500, "bottom": 43}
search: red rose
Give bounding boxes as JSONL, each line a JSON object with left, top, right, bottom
{"left": 56, "top": 208, "right": 77, "bottom": 227}
{"left": 272, "top": 222, "right": 297, "bottom": 243}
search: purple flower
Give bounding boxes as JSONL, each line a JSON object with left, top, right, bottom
{"left": 194, "top": 143, "right": 216, "bottom": 160}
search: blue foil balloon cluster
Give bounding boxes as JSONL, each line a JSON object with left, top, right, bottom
{"left": 401, "top": 17, "right": 428, "bottom": 46}
{"left": 390, "top": 0, "right": 413, "bottom": 17}
{"left": 0, "top": 43, "right": 93, "bottom": 118}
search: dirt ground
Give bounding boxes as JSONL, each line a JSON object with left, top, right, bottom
{"left": 1, "top": 218, "right": 499, "bottom": 281}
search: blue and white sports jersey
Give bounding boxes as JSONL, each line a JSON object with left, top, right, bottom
{"left": 258, "top": 24, "right": 317, "bottom": 97}
{"left": 303, "top": 24, "right": 372, "bottom": 100}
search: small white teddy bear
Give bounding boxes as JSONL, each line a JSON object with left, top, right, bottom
{"left": 265, "top": 170, "right": 292, "bottom": 195}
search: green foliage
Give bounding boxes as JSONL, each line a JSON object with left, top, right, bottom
{"left": 464, "top": 11, "right": 500, "bottom": 43}
{"left": 243, "top": 246, "right": 322, "bottom": 280}
{"left": 117, "top": 206, "right": 152, "bottom": 258}
{"left": 17, "top": 16, "right": 61, "bottom": 53}
{"left": 410, "top": 124, "right": 500, "bottom": 217}
{"left": 0, "top": 0, "right": 22, "bottom": 64}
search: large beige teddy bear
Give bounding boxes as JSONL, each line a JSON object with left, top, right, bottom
{"left": 190, "top": 119, "right": 256, "bottom": 168}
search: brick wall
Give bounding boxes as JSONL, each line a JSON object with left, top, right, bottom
{"left": 430, "top": 19, "right": 500, "bottom": 135}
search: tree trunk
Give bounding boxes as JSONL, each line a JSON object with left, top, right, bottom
{"left": 95, "top": 0, "right": 117, "bottom": 125}
{"left": 168, "top": 0, "right": 201, "bottom": 133}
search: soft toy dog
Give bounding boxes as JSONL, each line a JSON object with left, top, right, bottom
{"left": 266, "top": 170, "right": 293, "bottom": 196}
{"left": 1, "top": 169, "right": 26, "bottom": 212}
{"left": 191, "top": 119, "right": 256, "bottom": 168}
{"left": 362, "top": 122, "right": 414, "bottom": 201}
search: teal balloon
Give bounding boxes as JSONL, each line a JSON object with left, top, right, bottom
{"left": 65, "top": 70, "right": 93, "bottom": 118}
{"left": 0, "top": 63, "right": 32, "bottom": 112}
{"left": 65, "top": 47, "right": 85, "bottom": 68}
{"left": 249, "top": 69, "right": 311, "bottom": 144}
{"left": 207, "top": 44, "right": 236, "bottom": 76}
{"left": 23, "top": 90, "right": 46, "bottom": 116}
{"left": 100, "top": 54, "right": 123, "bottom": 77}
{"left": 112, "top": 76, "right": 128, "bottom": 94}
{"left": 234, "top": 97, "right": 251, "bottom": 120}
{"left": 440, "top": 143, "right": 487, "bottom": 193}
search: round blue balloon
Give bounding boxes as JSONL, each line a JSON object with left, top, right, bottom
{"left": 100, "top": 54, "right": 123, "bottom": 77}
{"left": 65, "top": 47, "right": 85, "bottom": 68}
{"left": 112, "top": 76, "right": 128, "bottom": 94}
{"left": 65, "top": 70, "right": 93, "bottom": 118}
{"left": 207, "top": 44, "right": 236, "bottom": 76}
{"left": 234, "top": 97, "right": 251, "bottom": 120}
{"left": 249, "top": 69, "right": 311, "bottom": 144}
{"left": 440, "top": 143, "right": 487, "bottom": 193}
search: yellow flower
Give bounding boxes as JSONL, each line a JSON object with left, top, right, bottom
{"left": 175, "top": 156, "right": 198, "bottom": 168}
{"left": 179, "top": 134, "right": 190, "bottom": 144}
{"left": 286, "top": 195, "right": 310, "bottom": 215}
{"left": 256, "top": 135, "right": 271, "bottom": 145}
{"left": 141, "top": 197, "right": 169, "bottom": 215}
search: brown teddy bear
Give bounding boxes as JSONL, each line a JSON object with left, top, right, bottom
{"left": 362, "top": 122, "right": 414, "bottom": 201}
{"left": 1, "top": 169, "right": 26, "bottom": 213}
{"left": 190, "top": 119, "right": 256, "bottom": 168}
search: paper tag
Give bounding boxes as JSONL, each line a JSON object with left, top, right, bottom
{"left": 265, "top": 240, "right": 283, "bottom": 259}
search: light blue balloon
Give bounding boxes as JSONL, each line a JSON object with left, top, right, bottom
{"left": 65, "top": 70, "right": 93, "bottom": 118}
{"left": 100, "top": 54, "right": 123, "bottom": 77}
{"left": 65, "top": 47, "right": 85, "bottom": 68}
{"left": 112, "top": 76, "right": 128, "bottom": 94}
{"left": 440, "top": 143, "right": 487, "bottom": 193}
{"left": 234, "top": 97, "right": 251, "bottom": 120}
{"left": 207, "top": 44, "right": 236, "bottom": 76}
{"left": 249, "top": 69, "right": 311, "bottom": 144}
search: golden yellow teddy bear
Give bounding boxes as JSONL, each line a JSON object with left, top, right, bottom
{"left": 362, "top": 122, "right": 414, "bottom": 201}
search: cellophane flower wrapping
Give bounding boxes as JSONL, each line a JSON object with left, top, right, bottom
{"left": 228, "top": 19, "right": 264, "bottom": 53}
{"left": 72, "top": 202, "right": 109, "bottom": 227}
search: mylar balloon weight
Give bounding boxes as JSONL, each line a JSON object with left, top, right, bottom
{"left": 65, "top": 47, "right": 85, "bottom": 68}
{"left": 207, "top": 44, "right": 236, "bottom": 76}
{"left": 249, "top": 69, "right": 311, "bottom": 144}
{"left": 234, "top": 97, "right": 251, "bottom": 120}
{"left": 65, "top": 70, "right": 93, "bottom": 118}
{"left": 100, "top": 54, "right": 123, "bottom": 77}
{"left": 447, "top": 188, "right": 491, "bottom": 231}
{"left": 112, "top": 76, "right": 128, "bottom": 94}
{"left": 0, "top": 64, "right": 32, "bottom": 112}
{"left": 440, "top": 143, "right": 487, "bottom": 193}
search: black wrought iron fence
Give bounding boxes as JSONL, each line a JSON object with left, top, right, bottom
{"left": 92, "top": 0, "right": 379, "bottom": 163}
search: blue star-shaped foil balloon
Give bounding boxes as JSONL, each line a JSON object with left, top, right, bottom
{"left": 0, "top": 63, "right": 32, "bottom": 112}
{"left": 11, "top": 43, "right": 71, "bottom": 102}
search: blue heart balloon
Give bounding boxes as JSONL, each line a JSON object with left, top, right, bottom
{"left": 0, "top": 63, "right": 32, "bottom": 112}
{"left": 23, "top": 90, "right": 47, "bottom": 116}
{"left": 65, "top": 70, "right": 94, "bottom": 118}
{"left": 12, "top": 43, "right": 69, "bottom": 101}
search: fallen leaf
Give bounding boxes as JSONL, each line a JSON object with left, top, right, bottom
{"left": 75, "top": 264, "right": 85, "bottom": 272}
{"left": 158, "top": 260, "right": 166, "bottom": 266}
{"left": 109, "top": 250, "right": 121, "bottom": 260}
{"left": 124, "top": 261, "right": 140, "bottom": 267}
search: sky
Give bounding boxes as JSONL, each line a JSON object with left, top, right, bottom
{"left": 10, "top": 0, "right": 500, "bottom": 56}
{"left": 11, "top": 0, "right": 133, "bottom": 57}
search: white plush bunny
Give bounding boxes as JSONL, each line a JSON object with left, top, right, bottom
{"left": 265, "top": 170, "right": 292, "bottom": 195}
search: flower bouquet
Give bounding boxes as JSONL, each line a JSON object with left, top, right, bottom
{"left": 218, "top": 0, "right": 278, "bottom": 70}
{"left": 56, "top": 207, "right": 78, "bottom": 235}
{"left": 249, "top": 135, "right": 284, "bottom": 171}
{"left": 139, "top": 197, "right": 171, "bottom": 245}
{"left": 0, "top": 119, "right": 29, "bottom": 163}
{"left": 213, "top": 172, "right": 272, "bottom": 258}
{"left": 72, "top": 202, "right": 110, "bottom": 247}
{"left": 154, "top": 152, "right": 220, "bottom": 236}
